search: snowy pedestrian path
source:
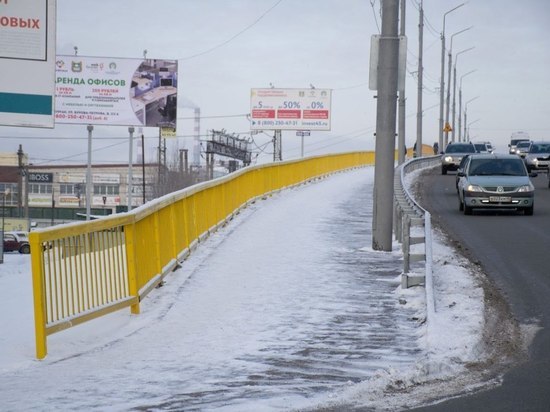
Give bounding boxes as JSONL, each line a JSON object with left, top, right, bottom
{"left": 0, "top": 167, "right": 428, "bottom": 411}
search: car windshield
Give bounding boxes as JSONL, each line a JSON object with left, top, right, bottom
{"left": 445, "top": 144, "right": 476, "bottom": 153}
{"left": 517, "top": 142, "right": 530, "bottom": 149}
{"left": 529, "top": 143, "right": 550, "bottom": 153}
{"left": 511, "top": 139, "right": 529, "bottom": 145}
{"left": 468, "top": 159, "right": 526, "bottom": 176}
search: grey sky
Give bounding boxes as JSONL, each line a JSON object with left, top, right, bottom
{"left": 1, "top": 0, "right": 549, "bottom": 164}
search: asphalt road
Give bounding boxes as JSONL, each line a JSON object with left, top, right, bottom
{"left": 411, "top": 166, "right": 550, "bottom": 412}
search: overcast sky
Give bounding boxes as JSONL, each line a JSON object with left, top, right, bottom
{"left": 1, "top": 0, "right": 550, "bottom": 165}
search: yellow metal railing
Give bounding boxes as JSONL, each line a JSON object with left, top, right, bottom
{"left": 29, "top": 151, "right": 375, "bottom": 359}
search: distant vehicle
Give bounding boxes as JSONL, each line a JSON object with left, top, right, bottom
{"left": 515, "top": 141, "right": 531, "bottom": 158}
{"left": 441, "top": 142, "right": 477, "bottom": 175}
{"left": 3, "top": 231, "right": 30, "bottom": 254}
{"left": 524, "top": 141, "right": 550, "bottom": 172}
{"left": 509, "top": 131, "right": 531, "bottom": 154}
{"left": 473, "top": 142, "right": 490, "bottom": 153}
{"left": 481, "top": 141, "right": 494, "bottom": 153}
{"left": 457, "top": 154, "right": 536, "bottom": 215}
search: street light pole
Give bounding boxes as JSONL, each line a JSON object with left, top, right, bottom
{"left": 464, "top": 96, "right": 479, "bottom": 141}
{"left": 2, "top": 188, "right": 10, "bottom": 235}
{"left": 1, "top": 189, "right": 7, "bottom": 264}
{"left": 452, "top": 47, "right": 474, "bottom": 142}
{"left": 445, "top": 26, "right": 472, "bottom": 146}
{"left": 416, "top": 0, "right": 424, "bottom": 158}
{"left": 458, "top": 70, "right": 476, "bottom": 142}
{"left": 439, "top": 3, "right": 465, "bottom": 152}
{"left": 467, "top": 118, "right": 480, "bottom": 141}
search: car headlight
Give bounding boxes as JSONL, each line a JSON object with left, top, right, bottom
{"left": 466, "top": 184, "right": 483, "bottom": 192}
{"left": 517, "top": 184, "right": 534, "bottom": 193}
{"left": 444, "top": 156, "right": 453, "bottom": 162}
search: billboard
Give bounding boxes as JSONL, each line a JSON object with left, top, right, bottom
{"left": 55, "top": 56, "right": 177, "bottom": 128}
{"left": 0, "top": 0, "right": 56, "bottom": 128}
{"left": 250, "top": 88, "right": 331, "bottom": 131}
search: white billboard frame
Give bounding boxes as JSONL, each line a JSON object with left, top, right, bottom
{"left": 250, "top": 88, "right": 332, "bottom": 131}
{"left": 55, "top": 55, "right": 178, "bottom": 128}
{"left": 0, "top": 0, "right": 56, "bottom": 128}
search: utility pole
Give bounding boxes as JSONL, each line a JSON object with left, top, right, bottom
{"left": 17, "top": 144, "right": 24, "bottom": 217}
{"left": 372, "top": 0, "right": 400, "bottom": 252}
{"left": 86, "top": 125, "right": 93, "bottom": 220}
{"left": 439, "top": 4, "right": 465, "bottom": 152}
{"left": 141, "top": 132, "right": 146, "bottom": 204}
{"left": 128, "top": 126, "right": 134, "bottom": 212}
{"left": 452, "top": 47, "right": 474, "bottom": 142}
{"left": 273, "top": 130, "right": 282, "bottom": 161}
{"left": 416, "top": 0, "right": 423, "bottom": 156}
{"left": 397, "top": 0, "right": 406, "bottom": 164}
{"left": 458, "top": 70, "right": 476, "bottom": 142}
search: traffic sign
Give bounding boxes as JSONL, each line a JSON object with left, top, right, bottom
{"left": 443, "top": 122, "right": 453, "bottom": 132}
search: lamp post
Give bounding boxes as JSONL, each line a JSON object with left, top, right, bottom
{"left": 464, "top": 96, "right": 479, "bottom": 141}
{"left": 452, "top": 47, "right": 474, "bottom": 142}
{"left": 0, "top": 189, "right": 7, "bottom": 264}
{"left": 2, "top": 187, "right": 10, "bottom": 236}
{"left": 439, "top": 3, "right": 466, "bottom": 152}
{"left": 445, "top": 26, "right": 472, "bottom": 146}
{"left": 458, "top": 70, "right": 476, "bottom": 142}
{"left": 466, "top": 118, "right": 480, "bottom": 142}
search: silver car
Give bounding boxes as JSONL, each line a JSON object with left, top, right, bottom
{"left": 515, "top": 140, "right": 531, "bottom": 158}
{"left": 441, "top": 142, "right": 477, "bottom": 175}
{"left": 457, "top": 154, "right": 535, "bottom": 215}
{"left": 524, "top": 141, "right": 550, "bottom": 172}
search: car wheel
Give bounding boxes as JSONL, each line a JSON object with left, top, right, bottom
{"left": 442, "top": 166, "right": 447, "bottom": 175}
{"left": 524, "top": 205, "right": 534, "bottom": 216}
{"left": 20, "top": 244, "right": 31, "bottom": 254}
{"left": 547, "top": 179, "right": 550, "bottom": 189}
{"left": 458, "top": 196, "right": 464, "bottom": 211}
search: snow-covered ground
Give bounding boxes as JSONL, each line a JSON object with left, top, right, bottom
{"left": 0, "top": 167, "right": 490, "bottom": 411}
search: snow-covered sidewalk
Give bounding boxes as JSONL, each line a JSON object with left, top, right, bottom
{"left": 0, "top": 167, "right": 487, "bottom": 411}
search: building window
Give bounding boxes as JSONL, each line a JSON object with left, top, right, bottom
{"left": 60, "top": 184, "right": 74, "bottom": 195}
{"left": 0, "top": 183, "right": 18, "bottom": 206}
{"left": 93, "top": 184, "right": 119, "bottom": 195}
{"left": 29, "top": 183, "right": 52, "bottom": 194}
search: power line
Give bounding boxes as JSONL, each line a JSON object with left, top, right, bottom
{"left": 177, "top": 0, "right": 284, "bottom": 61}
{"left": 176, "top": 113, "right": 248, "bottom": 120}
{"left": 30, "top": 141, "right": 129, "bottom": 165}
{"left": 370, "top": 0, "right": 381, "bottom": 33}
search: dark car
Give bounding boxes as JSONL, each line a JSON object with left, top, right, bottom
{"left": 473, "top": 142, "right": 490, "bottom": 153}
{"left": 3, "top": 231, "right": 31, "bottom": 254}
{"left": 441, "top": 142, "right": 477, "bottom": 175}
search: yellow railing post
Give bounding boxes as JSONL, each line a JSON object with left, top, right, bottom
{"left": 30, "top": 232, "right": 47, "bottom": 359}
{"left": 124, "top": 222, "right": 140, "bottom": 314}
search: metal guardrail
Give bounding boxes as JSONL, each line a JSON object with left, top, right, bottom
{"left": 394, "top": 155, "right": 441, "bottom": 319}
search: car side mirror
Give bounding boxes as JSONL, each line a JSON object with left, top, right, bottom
{"left": 457, "top": 171, "right": 465, "bottom": 177}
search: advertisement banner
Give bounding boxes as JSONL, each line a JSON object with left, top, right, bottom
{"left": 55, "top": 56, "right": 177, "bottom": 127}
{"left": 250, "top": 88, "right": 332, "bottom": 131}
{"left": 0, "top": 0, "right": 56, "bottom": 128}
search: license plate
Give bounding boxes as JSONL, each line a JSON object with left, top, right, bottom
{"left": 489, "top": 196, "right": 511, "bottom": 202}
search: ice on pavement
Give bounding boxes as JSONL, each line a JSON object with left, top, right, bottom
{"left": 0, "top": 166, "right": 488, "bottom": 411}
